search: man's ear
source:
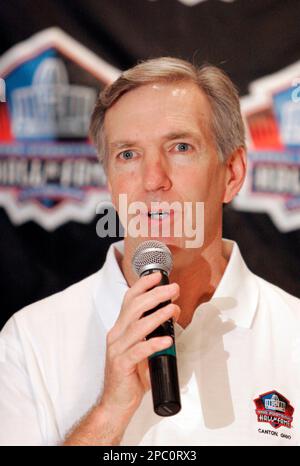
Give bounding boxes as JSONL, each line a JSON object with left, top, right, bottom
{"left": 223, "top": 146, "right": 247, "bottom": 204}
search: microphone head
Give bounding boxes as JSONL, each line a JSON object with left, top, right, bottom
{"left": 132, "top": 240, "right": 173, "bottom": 277}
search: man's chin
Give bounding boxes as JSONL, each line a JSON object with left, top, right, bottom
{"left": 126, "top": 235, "right": 190, "bottom": 252}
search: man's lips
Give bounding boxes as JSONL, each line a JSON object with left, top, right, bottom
{"left": 139, "top": 209, "right": 177, "bottom": 222}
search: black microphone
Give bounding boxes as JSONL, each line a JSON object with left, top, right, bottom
{"left": 132, "top": 240, "right": 181, "bottom": 417}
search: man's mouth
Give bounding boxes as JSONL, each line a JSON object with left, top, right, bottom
{"left": 147, "top": 211, "right": 170, "bottom": 220}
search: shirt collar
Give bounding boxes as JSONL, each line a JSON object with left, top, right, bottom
{"left": 206, "top": 239, "right": 259, "bottom": 329}
{"left": 93, "top": 240, "right": 129, "bottom": 331}
{"left": 93, "top": 239, "right": 259, "bottom": 332}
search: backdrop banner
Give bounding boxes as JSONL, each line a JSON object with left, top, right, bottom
{"left": 0, "top": 0, "right": 299, "bottom": 328}
{"left": 235, "top": 61, "right": 300, "bottom": 232}
{"left": 0, "top": 28, "right": 119, "bottom": 230}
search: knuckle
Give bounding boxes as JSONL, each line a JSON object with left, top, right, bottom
{"left": 111, "top": 354, "right": 123, "bottom": 371}
{"left": 128, "top": 319, "right": 143, "bottom": 338}
{"left": 129, "top": 296, "right": 138, "bottom": 310}
{"left": 106, "top": 324, "right": 122, "bottom": 346}
{"left": 129, "top": 299, "right": 145, "bottom": 320}
{"left": 106, "top": 323, "right": 122, "bottom": 342}
{"left": 106, "top": 329, "right": 115, "bottom": 345}
{"left": 144, "top": 271, "right": 159, "bottom": 281}
{"left": 106, "top": 341, "right": 118, "bottom": 361}
{"left": 134, "top": 343, "right": 147, "bottom": 361}
{"left": 141, "top": 274, "right": 151, "bottom": 283}
{"left": 153, "top": 286, "right": 164, "bottom": 298}
{"left": 121, "top": 290, "right": 131, "bottom": 307}
{"left": 121, "top": 295, "right": 136, "bottom": 316}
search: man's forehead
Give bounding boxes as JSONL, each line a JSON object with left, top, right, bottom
{"left": 104, "top": 80, "right": 212, "bottom": 142}
{"left": 106, "top": 81, "right": 210, "bottom": 117}
{"left": 107, "top": 80, "right": 208, "bottom": 111}
{"left": 150, "top": 82, "right": 190, "bottom": 97}
{"left": 127, "top": 80, "right": 203, "bottom": 99}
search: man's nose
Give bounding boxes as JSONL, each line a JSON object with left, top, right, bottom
{"left": 142, "top": 153, "right": 172, "bottom": 192}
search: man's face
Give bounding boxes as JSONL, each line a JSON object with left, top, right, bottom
{"left": 104, "top": 80, "right": 229, "bottom": 251}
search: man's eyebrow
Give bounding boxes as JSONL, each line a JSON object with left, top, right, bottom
{"left": 162, "top": 131, "right": 201, "bottom": 141}
{"left": 109, "top": 141, "right": 137, "bottom": 151}
{"left": 108, "top": 132, "right": 202, "bottom": 151}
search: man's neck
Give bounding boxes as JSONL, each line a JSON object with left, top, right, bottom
{"left": 120, "top": 235, "right": 228, "bottom": 329}
{"left": 169, "top": 243, "right": 228, "bottom": 328}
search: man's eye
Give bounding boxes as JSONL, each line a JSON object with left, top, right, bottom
{"left": 175, "top": 143, "right": 190, "bottom": 152}
{"left": 119, "top": 150, "right": 135, "bottom": 160}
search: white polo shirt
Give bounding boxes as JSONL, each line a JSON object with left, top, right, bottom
{"left": 0, "top": 239, "right": 299, "bottom": 446}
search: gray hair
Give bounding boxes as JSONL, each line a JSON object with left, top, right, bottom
{"left": 89, "top": 57, "right": 245, "bottom": 169}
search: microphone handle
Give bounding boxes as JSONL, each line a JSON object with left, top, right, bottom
{"left": 141, "top": 268, "right": 181, "bottom": 416}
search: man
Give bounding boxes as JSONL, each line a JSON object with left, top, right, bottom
{"left": 0, "top": 57, "right": 299, "bottom": 446}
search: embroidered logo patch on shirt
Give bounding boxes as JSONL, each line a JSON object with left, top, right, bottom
{"left": 254, "top": 390, "right": 294, "bottom": 429}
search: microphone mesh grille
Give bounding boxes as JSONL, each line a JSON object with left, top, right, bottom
{"left": 132, "top": 240, "right": 173, "bottom": 276}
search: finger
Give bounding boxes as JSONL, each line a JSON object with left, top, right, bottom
{"left": 119, "top": 336, "right": 173, "bottom": 374}
{"left": 107, "top": 292, "right": 180, "bottom": 350}
{"left": 119, "top": 282, "right": 180, "bottom": 325}
{"left": 128, "top": 271, "right": 163, "bottom": 299}
{"left": 116, "top": 272, "right": 163, "bottom": 325}
{"left": 136, "top": 283, "right": 180, "bottom": 315}
{"left": 110, "top": 304, "right": 180, "bottom": 356}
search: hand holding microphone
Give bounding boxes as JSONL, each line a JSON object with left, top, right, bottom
{"left": 101, "top": 241, "right": 181, "bottom": 425}
{"left": 132, "top": 240, "right": 181, "bottom": 416}
{"left": 65, "top": 241, "right": 181, "bottom": 445}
